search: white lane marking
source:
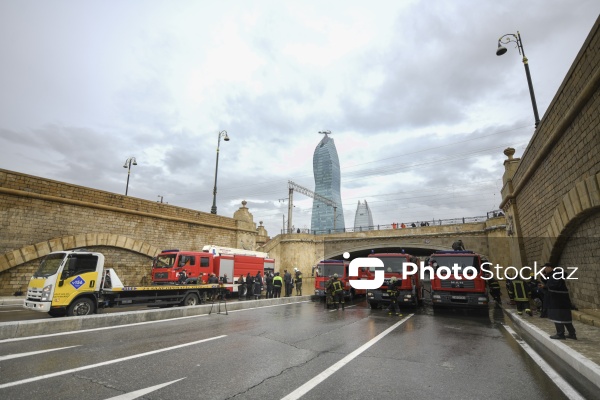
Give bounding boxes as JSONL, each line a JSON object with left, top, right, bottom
{"left": 502, "top": 324, "right": 585, "bottom": 400}
{"left": 0, "top": 300, "right": 310, "bottom": 343}
{"left": 105, "top": 378, "right": 185, "bottom": 400}
{"left": 0, "top": 335, "right": 226, "bottom": 389}
{"left": 281, "top": 314, "right": 414, "bottom": 400}
{"left": 0, "top": 345, "right": 81, "bottom": 361}
{"left": 328, "top": 305, "right": 357, "bottom": 312}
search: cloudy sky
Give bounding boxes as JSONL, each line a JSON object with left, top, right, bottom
{"left": 1, "top": 1, "right": 598, "bottom": 237}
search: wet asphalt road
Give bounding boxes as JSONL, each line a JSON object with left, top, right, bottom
{"left": 0, "top": 298, "right": 569, "bottom": 400}
{"left": 0, "top": 303, "right": 156, "bottom": 321}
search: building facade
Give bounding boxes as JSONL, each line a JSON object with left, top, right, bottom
{"left": 354, "top": 200, "right": 374, "bottom": 231}
{"left": 311, "top": 133, "right": 345, "bottom": 233}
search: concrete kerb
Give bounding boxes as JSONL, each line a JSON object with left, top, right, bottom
{"left": 504, "top": 308, "right": 600, "bottom": 392}
{"left": 0, "top": 297, "right": 24, "bottom": 306}
{"left": 0, "top": 296, "right": 312, "bottom": 340}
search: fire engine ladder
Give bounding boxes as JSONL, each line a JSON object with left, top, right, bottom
{"left": 287, "top": 181, "right": 338, "bottom": 234}
{"left": 209, "top": 285, "right": 228, "bottom": 316}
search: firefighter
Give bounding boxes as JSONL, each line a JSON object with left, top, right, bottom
{"left": 272, "top": 272, "right": 283, "bottom": 298}
{"left": 294, "top": 268, "right": 303, "bottom": 296}
{"left": 385, "top": 276, "right": 403, "bottom": 316}
{"left": 487, "top": 277, "right": 502, "bottom": 308}
{"left": 452, "top": 239, "right": 465, "bottom": 251}
{"left": 506, "top": 275, "right": 516, "bottom": 305}
{"left": 330, "top": 273, "right": 345, "bottom": 310}
{"left": 324, "top": 275, "right": 334, "bottom": 307}
{"left": 509, "top": 272, "right": 532, "bottom": 316}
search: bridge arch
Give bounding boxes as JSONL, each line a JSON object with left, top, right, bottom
{"left": 541, "top": 173, "right": 600, "bottom": 264}
{"left": 0, "top": 233, "right": 160, "bottom": 273}
{"left": 320, "top": 242, "right": 452, "bottom": 263}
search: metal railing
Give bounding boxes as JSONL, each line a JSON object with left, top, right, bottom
{"left": 281, "top": 209, "right": 505, "bottom": 235}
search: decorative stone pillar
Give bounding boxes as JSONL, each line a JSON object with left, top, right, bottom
{"left": 256, "top": 221, "right": 270, "bottom": 247}
{"left": 233, "top": 200, "right": 257, "bottom": 250}
{"left": 500, "top": 148, "right": 527, "bottom": 268}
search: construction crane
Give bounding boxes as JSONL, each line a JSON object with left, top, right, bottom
{"left": 287, "top": 181, "right": 338, "bottom": 234}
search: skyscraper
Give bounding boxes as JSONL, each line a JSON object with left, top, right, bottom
{"left": 311, "top": 131, "right": 345, "bottom": 233}
{"left": 354, "top": 200, "right": 374, "bottom": 231}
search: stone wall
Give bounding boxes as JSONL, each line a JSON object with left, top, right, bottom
{"left": 500, "top": 17, "right": 600, "bottom": 309}
{"left": 0, "top": 169, "right": 260, "bottom": 295}
{"left": 261, "top": 219, "right": 509, "bottom": 285}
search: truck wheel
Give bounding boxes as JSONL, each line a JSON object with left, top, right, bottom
{"left": 182, "top": 293, "right": 199, "bottom": 306}
{"left": 369, "top": 301, "right": 379, "bottom": 309}
{"left": 67, "top": 298, "right": 95, "bottom": 316}
{"left": 48, "top": 308, "right": 66, "bottom": 318}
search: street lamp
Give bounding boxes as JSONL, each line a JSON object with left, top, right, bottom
{"left": 210, "top": 130, "right": 230, "bottom": 214}
{"left": 496, "top": 31, "right": 540, "bottom": 127}
{"left": 123, "top": 157, "right": 137, "bottom": 196}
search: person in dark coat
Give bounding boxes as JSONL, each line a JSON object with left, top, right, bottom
{"left": 452, "top": 239, "right": 465, "bottom": 251}
{"left": 266, "top": 273, "right": 274, "bottom": 299}
{"left": 254, "top": 271, "right": 262, "bottom": 300}
{"left": 541, "top": 263, "right": 576, "bottom": 340}
{"left": 207, "top": 273, "right": 219, "bottom": 300}
{"left": 246, "top": 272, "right": 254, "bottom": 297}
{"left": 283, "top": 269, "right": 293, "bottom": 297}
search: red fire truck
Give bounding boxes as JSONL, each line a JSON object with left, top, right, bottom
{"left": 313, "top": 259, "right": 366, "bottom": 303}
{"left": 151, "top": 246, "right": 274, "bottom": 295}
{"left": 428, "top": 250, "right": 489, "bottom": 308}
{"left": 366, "top": 252, "right": 422, "bottom": 309}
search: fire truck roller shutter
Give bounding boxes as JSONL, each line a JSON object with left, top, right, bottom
{"left": 220, "top": 259, "right": 234, "bottom": 287}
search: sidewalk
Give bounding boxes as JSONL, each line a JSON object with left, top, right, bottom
{"left": 0, "top": 296, "right": 24, "bottom": 306}
{"left": 503, "top": 304, "right": 600, "bottom": 394}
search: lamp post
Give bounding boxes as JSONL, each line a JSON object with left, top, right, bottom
{"left": 210, "top": 130, "right": 230, "bottom": 214}
{"left": 496, "top": 31, "right": 540, "bottom": 127}
{"left": 123, "top": 156, "right": 137, "bottom": 196}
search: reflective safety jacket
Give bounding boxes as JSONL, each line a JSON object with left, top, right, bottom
{"left": 387, "top": 280, "right": 402, "bottom": 297}
{"left": 511, "top": 279, "right": 530, "bottom": 301}
{"left": 332, "top": 279, "right": 343, "bottom": 293}
{"left": 273, "top": 275, "right": 283, "bottom": 287}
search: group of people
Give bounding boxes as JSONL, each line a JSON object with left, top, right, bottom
{"left": 236, "top": 271, "right": 264, "bottom": 300}
{"left": 235, "top": 268, "right": 303, "bottom": 300}
{"left": 490, "top": 262, "right": 577, "bottom": 340}
{"left": 391, "top": 222, "right": 431, "bottom": 229}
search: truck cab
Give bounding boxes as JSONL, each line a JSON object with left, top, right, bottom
{"left": 24, "top": 250, "right": 106, "bottom": 317}
{"left": 152, "top": 250, "right": 213, "bottom": 284}
{"left": 366, "top": 253, "right": 422, "bottom": 309}
{"left": 429, "top": 250, "right": 489, "bottom": 308}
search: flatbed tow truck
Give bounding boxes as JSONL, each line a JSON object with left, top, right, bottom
{"left": 24, "top": 249, "right": 222, "bottom": 317}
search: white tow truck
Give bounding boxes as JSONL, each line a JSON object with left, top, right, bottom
{"left": 24, "top": 249, "right": 221, "bottom": 317}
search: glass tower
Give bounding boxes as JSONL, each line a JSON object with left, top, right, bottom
{"left": 354, "top": 200, "right": 374, "bottom": 231}
{"left": 311, "top": 132, "right": 345, "bottom": 233}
